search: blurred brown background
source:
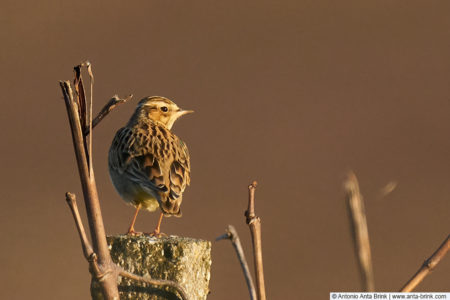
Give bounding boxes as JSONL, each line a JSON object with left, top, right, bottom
{"left": 1, "top": 1, "right": 449, "bottom": 299}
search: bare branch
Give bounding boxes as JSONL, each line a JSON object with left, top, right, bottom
{"left": 400, "top": 234, "right": 450, "bottom": 292}
{"left": 60, "top": 80, "right": 110, "bottom": 261}
{"left": 84, "top": 94, "right": 134, "bottom": 136}
{"left": 245, "top": 181, "right": 266, "bottom": 300}
{"left": 60, "top": 80, "right": 119, "bottom": 299}
{"left": 344, "top": 171, "right": 375, "bottom": 292}
{"left": 217, "top": 225, "right": 257, "bottom": 300}
{"left": 118, "top": 269, "right": 189, "bottom": 300}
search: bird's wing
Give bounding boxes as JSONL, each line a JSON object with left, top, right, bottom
{"left": 162, "top": 137, "right": 191, "bottom": 216}
{"left": 169, "top": 138, "right": 191, "bottom": 199}
{"left": 109, "top": 127, "right": 167, "bottom": 193}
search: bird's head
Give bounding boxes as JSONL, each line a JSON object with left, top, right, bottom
{"left": 131, "top": 96, "right": 193, "bottom": 130}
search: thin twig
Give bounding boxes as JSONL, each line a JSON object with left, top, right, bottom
{"left": 217, "top": 225, "right": 257, "bottom": 300}
{"left": 65, "top": 192, "right": 94, "bottom": 259}
{"left": 344, "top": 171, "right": 375, "bottom": 292}
{"left": 400, "top": 234, "right": 450, "bottom": 292}
{"left": 83, "top": 94, "right": 134, "bottom": 136}
{"left": 245, "top": 181, "right": 266, "bottom": 300}
{"left": 118, "top": 269, "right": 189, "bottom": 300}
{"left": 65, "top": 192, "right": 114, "bottom": 282}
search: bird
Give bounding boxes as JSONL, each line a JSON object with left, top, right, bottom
{"left": 108, "top": 96, "right": 193, "bottom": 236}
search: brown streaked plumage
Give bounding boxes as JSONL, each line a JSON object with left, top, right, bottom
{"left": 108, "top": 96, "right": 193, "bottom": 236}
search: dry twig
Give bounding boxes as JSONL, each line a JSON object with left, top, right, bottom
{"left": 344, "top": 172, "right": 375, "bottom": 292}
{"left": 245, "top": 181, "right": 266, "bottom": 300}
{"left": 118, "top": 270, "right": 188, "bottom": 300}
{"left": 84, "top": 94, "right": 133, "bottom": 136}
{"left": 217, "top": 225, "right": 257, "bottom": 300}
{"left": 400, "top": 234, "right": 450, "bottom": 292}
{"left": 65, "top": 192, "right": 94, "bottom": 260}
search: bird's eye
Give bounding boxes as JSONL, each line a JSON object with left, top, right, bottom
{"left": 161, "top": 106, "right": 168, "bottom": 112}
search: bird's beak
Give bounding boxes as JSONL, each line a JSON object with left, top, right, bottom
{"left": 176, "top": 109, "right": 194, "bottom": 117}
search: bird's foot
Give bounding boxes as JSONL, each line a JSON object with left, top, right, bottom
{"left": 126, "top": 229, "right": 143, "bottom": 236}
{"left": 145, "top": 230, "right": 167, "bottom": 238}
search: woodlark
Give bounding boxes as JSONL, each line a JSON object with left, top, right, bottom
{"left": 108, "top": 96, "right": 193, "bottom": 236}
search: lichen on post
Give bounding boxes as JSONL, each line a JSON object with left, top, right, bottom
{"left": 91, "top": 235, "right": 212, "bottom": 300}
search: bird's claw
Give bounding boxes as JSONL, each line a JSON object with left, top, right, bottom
{"left": 126, "top": 229, "right": 143, "bottom": 236}
{"left": 145, "top": 231, "right": 167, "bottom": 238}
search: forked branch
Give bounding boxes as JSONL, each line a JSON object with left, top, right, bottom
{"left": 400, "top": 234, "right": 450, "bottom": 292}
{"left": 60, "top": 81, "right": 116, "bottom": 292}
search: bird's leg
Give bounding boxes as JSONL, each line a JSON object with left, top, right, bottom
{"left": 154, "top": 212, "right": 164, "bottom": 235}
{"left": 127, "top": 204, "right": 142, "bottom": 235}
{"left": 147, "top": 212, "right": 166, "bottom": 237}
